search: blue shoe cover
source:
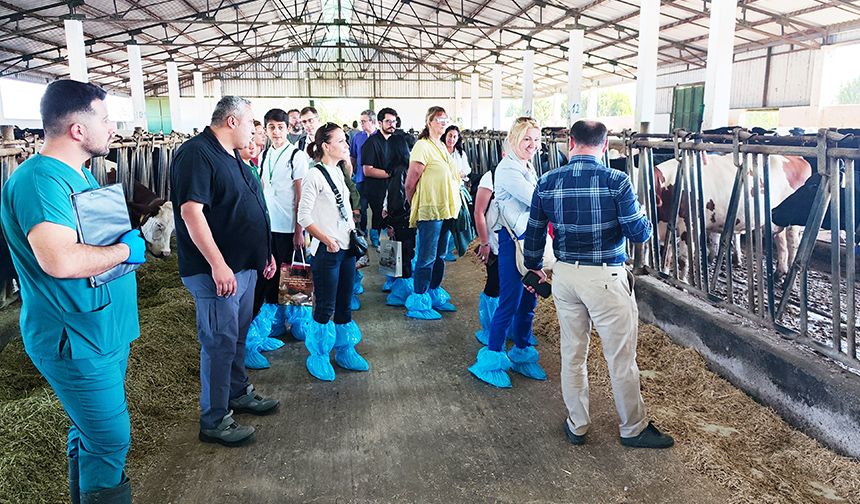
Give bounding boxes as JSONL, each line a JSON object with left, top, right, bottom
{"left": 245, "top": 348, "right": 270, "bottom": 370}
{"left": 474, "top": 292, "right": 499, "bottom": 345}
{"left": 269, "top": 304, "right": 287, "bottom": 338}
{"left": 351, "top": 295, "right": 361, "bottom": 311}
{"left": 259, "top": 336, "right": 285, "bottom": 352}
{"left": 507, "top": 346, "right": 547, "bottom": 381}
{"left": 353, "top": 270, "right": 364, "bottom": 295}
{"left": 370, "top": 229, "right": 380, "bottom": 247}
{"left": 429, "top": 287, "right": 456, "bottom": 312}
{"left": 528, "top": 331, "right": 538, "bottom": 346}
{"left": 287, "top": 305, "right": 312, "bottom": 341}
{"left": 334, "top": 321, "right": 369, "bottom": 371}
{"left": 468, "top": 347, "right": 512, "bottom": 388}
{"left": 386, "top": 277, "right": 414, "bottom": 306}
{"left": 382, "top": 275, "right": 395, "bottom": 292}
{"left": 244, "top": 318, "right": 270, "bottom": 368}
{"left": 305, "top": 320, "right": 336, "bottom": 381}
{"left": 443, "top": 251, "right": 457, "bottom": 262}
{"left": 405, "top": 292, "right": 442, "bottom": 320}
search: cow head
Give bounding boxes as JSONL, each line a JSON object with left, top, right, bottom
{"left": 140, "top": 201, "right": 175, "bottom": 257}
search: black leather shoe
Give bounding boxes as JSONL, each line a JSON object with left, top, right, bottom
{"left": 563, "top": 420, "right": 586, "bottom": 445}
{"left": 620, "top": 422, "right": 675, "bottom": 449}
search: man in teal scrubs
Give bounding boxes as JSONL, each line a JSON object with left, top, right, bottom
{"left": 0, "top": 80, "right": 146, "bottom": 504}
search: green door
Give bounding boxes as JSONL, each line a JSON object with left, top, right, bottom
{"left": 145, "top": 97, "right": 171, "bottom": 134}
{"left": 671, "top": 85, "right": 705, "bottom": 132}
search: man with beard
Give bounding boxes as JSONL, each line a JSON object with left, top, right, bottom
{"left": 0, "top": 79, "right": 146, "bottom": 503}
{"left": 361, "top": 107, "right": 415, "bottom": 303}
{"left": 286, "top": 108, "right": 305, "bottom": 148}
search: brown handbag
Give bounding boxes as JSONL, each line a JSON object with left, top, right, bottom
{"left": 278, "top": 248, "right": 313, "bottom": 305}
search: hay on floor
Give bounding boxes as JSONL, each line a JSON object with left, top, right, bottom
{"left": 0, "top": 252, "right": 201, "bottom": 504}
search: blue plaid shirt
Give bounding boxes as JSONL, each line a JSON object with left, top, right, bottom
{"left": 523, "top": 155, "right": 651, "bottom": 269}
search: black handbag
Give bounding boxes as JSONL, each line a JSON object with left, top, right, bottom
{"left": 315, "top": 164, "right": 367, "bottom": 259}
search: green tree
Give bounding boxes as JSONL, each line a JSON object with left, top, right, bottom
{"left": 837, "top": 75, "right": 860, "bottom": 105}
{"left": 532, "top": 98, "right": 552, "bottom": 124}
{"left": 598, "top": 90, "right": 632, "bottom": 117}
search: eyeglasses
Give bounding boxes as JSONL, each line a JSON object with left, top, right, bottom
{"left": 382, "top": 119, "right": 397, "bottom": 125}
{"left": 433, "top": 117, "right": 451, "bottom": 125}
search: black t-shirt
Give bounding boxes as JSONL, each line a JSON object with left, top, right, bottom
{"left": 361, "top": 130, "right": 414, "bottom": 198}
{"left": 170, "top": 127, "right": 272, "bottom": 277}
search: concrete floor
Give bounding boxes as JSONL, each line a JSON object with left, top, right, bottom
{"left": 137, "top": 253, "right": 729, "bottom": 504}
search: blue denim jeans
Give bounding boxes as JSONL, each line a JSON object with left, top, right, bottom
{"left": 488, "top": 230, "right": 537, "bottom": 352}
{"left": 182, "top": 269, "right": 256, "bottom": 429}
{"left": 413, "top": 219, "right": 453, "bottom": 294}
{"left": 311, "top": 248, "right": 356, "bottom": 324}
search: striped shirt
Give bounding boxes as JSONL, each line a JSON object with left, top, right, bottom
{"left": 523, "top": 155, "right": 651, "bottom": 269}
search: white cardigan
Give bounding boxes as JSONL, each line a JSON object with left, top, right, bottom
{"left": 297, "top": 162, "right": 355, "bottom": 255}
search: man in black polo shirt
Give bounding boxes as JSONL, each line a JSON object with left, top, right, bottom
{"left": 171, "top": 96, "right": 280, "bottom": 447}
{"left": 361, "top": 107, "right": 416, "bottom": 305}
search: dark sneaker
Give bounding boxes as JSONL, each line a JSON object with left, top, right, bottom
{"left": 620, "top": 422, "right": 674, "bottom": 449}
{"left": 563, "top": 420, "right": 586, "bottom": 446}
{"left": 229, "top": 384, "right": 279, "bottom": 415}
{"left": 199, "top": 411, "right": 255, "bottom": 447}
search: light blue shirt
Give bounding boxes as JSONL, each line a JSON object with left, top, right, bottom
{"left": 0, "top": 154, "right": 140, "bottom": 360}
{"left": 493, "top": 153, "right": 538, "bottom": 237}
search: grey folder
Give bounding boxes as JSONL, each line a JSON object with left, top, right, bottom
{"left": 69, "top": 183, "right": 140, "bottom": 287}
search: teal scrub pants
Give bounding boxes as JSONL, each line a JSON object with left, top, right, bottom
{"left": 32, "top": 344, "right": 131, "bottom": 493}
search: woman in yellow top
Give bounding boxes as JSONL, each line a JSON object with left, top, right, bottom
{"left": 403, "top": 106, "right": 462, "bottom": 319}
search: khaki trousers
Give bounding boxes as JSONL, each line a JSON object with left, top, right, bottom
{"left": 552, "top": 261, "right": 648, "bottom": 438}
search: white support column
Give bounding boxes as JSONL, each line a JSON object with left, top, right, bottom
{"left": 635, "top": 0, "right": 660, "bottom": 132}
{"left": 64, "top": 19, "right": 88, "bottom": 82}
{"left": 213, "top": 79, "right": 222, "bottom": 101}
{"left": 522, "top": 49, "right": 534, "bottom": 116}
{"left": 193, "top": 71, "right": 204, "bottom": 129}
{"left": 703, "top": 0, "right": 739, "bottom": 130}
{"left": 492, "top": 65, "right": 502, "bottom": 130}
{"left": 454, "top": 79, "right": 463, "bottom": 125}
{"left": 567, "top": 29, "right": 584, "bottom": 123}
{"left": 166, "top": 62, "right": 182, "bottom": 133}
{"left": 587, "top": 88, "right": 599, "bottom": 117}
{"left": 126, "top": 45, "right": 147, "bottom": 130}
{"left": 470, "top": 72, "right": 480, "bottom": 129}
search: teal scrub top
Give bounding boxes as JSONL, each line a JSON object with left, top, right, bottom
{"left": 0, "top": 154, "right": 140, "bottom": 360}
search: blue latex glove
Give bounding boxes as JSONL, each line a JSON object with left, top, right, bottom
{"left": 119, "top": 229, "right": 146, "bottom": 264}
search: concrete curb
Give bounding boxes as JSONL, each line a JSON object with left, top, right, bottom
{"left": 635, "top": 275, "right": 860, "bottom": 458}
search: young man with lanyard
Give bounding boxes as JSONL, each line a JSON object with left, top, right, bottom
{"left": 250, "top": 108, "right": 309, "bottom": 343}
{"left": 361, "top": 107, "right": 416, "bottom": 304}
{"left": 172, "top": 96, "right": 280, "bottom": 448}
{"left": 0, "top": 79, "right": 146, "bottom": 503}
{"left": 349, "top": 109, "right": 376, "bottom": 244}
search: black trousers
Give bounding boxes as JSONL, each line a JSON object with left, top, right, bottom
{"left": 483, "top": 252, "right": 500, "bottom": 297}
{"left": 252, "top": 232, "right": 298, "bottom": 315}
{"left": 365, "top": 178, "right": 387, "bottom": 231}
{"left": 391, "top": 224, "right": 417, "bottom": 279}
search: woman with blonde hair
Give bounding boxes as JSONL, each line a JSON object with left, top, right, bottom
{"left": 468, "top": 117, "right": 546, "bottom": 388}
{"left": 403, "top": 106, "right": 462, "bottom": 319}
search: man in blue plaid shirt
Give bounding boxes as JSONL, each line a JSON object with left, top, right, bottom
{"left": 523, "top": 120, "right": 674, "bottom": 450}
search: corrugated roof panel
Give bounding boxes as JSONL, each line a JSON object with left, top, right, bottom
{"left": 766, "top": 49, "right": 814, "bottom": 107}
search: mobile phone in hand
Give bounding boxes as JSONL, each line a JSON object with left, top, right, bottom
{"left": 522, "top": 270, "right": 552, "bottom": 298}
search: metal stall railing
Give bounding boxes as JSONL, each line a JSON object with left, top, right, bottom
{"left": 623, "top": 128, "right": 859, "bottom": 368}
{"left": 462, "top": 126, "right": 859, "bottom": 368}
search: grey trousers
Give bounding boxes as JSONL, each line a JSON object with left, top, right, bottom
{"left": 182, "top": 269, "right": 256, "bottom": 429}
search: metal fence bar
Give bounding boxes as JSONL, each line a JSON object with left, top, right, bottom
{"left": 830, "top": 156, "right": 842, "bottom": 354}
{"left": 845, "top": 158, "right": 856, "bottom": 361}
{"left": 762, "top": 154, "right": 776, "bottom": 321}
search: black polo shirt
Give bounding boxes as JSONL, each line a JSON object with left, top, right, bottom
{"left": 171, "top": 127, "right": 272, "bottom": 278}
{"left": 361, "top": 130, "right": 414, "bottom": 198}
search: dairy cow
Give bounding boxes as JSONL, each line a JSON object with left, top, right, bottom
{"left": 653, "top": 153, "right": 811, "bottom": 279}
